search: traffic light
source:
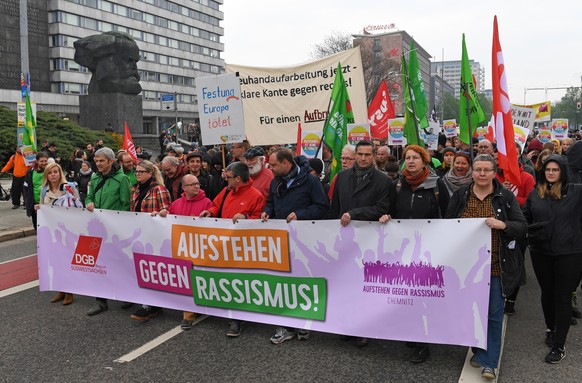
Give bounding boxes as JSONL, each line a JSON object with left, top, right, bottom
{"left": 578, "top": 101, "right": 581, "bottom": 110}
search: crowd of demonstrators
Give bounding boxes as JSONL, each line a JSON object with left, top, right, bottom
{"left": 10, "top": 129, "right": 582, "bottom": 372}
{"left": 262, "top": 148, "right": 329, "bottom": 344}
{"left": 35, "top": 162, "right": 83, "bottom": 306}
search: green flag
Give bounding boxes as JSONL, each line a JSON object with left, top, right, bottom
{"left": 408, "top": 40, "right": 429, "bottom": 129}
{"left": 401, "top": 56, "right": 422, "bottom": 146}
{"left": 23, "top": 92, "right": 37, "bottom": 151}
{"left": 459, "top": 33, "right": 486, "bottom": 145}
{"left": 323, "top": 62, "right": 354, "bottom": 181}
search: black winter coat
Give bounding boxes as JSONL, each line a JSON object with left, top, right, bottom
{"left": 523, "top": 154, "right": 582, "bottom": 256}
{"left": 445, "top": 179, "right": 527, "bottom": 296}
{"left": 389, "top": 171, "right": 449, "bottom": 219}
{"left": 264, "top": 156, "right": 329, "bottom": 220}
{"left": 329, "top": 166, "right": 392, "bottom": 220}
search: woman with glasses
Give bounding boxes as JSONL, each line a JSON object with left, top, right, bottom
{"left": 445, "top": 154, "right": 526, "bottom": 379}
{"left": 523, "top": 155, "right": 582, "bottom": 364}
{"left": 129, "top": 160, "right": 172, "bottom": 321}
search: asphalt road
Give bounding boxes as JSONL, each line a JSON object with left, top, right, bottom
{"left": 1, "top": 236, "right": 581, "bottom": 383}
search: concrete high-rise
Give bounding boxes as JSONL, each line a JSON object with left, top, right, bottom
{"left": 0, "top": 0, "right": 224, "bottom": 134}
{"left": 431, "top": 60, "right": 485, "bottom": 99}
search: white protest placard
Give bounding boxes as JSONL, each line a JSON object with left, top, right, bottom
{"left": 195, "top": 73, "right": 246, "bottom": 145}
{"left": 443, "top": 119, "right": 457, "bottom": 138}
{"left": 226, "top": 47, "right": 367, "bottom": 145}
{"left": 513, "top": 125, "right": 530, "bottom": 154}
{"left": 511, "top": 104, "right": 536, "bottom": 130}
{"left": 299, "top": 131, "right": 321, "bottom": 158}
{"left": 551, "top": 119, "right": 569, "bottom": 140}
{"left": 388, "top": 118, "right": 407, "bottom": 146}
{"left": 347, "top": 123, "right": 371, "bottom": 145}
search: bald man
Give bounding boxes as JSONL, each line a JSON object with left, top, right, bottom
{"left": 477, "top": 139, "right": 494, "bottom": 155}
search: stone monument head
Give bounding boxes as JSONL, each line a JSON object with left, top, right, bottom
{"left": 74, "top": 32, "right": 141, "bottom": 94}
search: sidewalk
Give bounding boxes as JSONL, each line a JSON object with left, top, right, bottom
{"left": 0, "top": 177, "right": 36, "bottom": 243}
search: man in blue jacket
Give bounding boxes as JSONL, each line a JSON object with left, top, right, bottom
{"left": 261, "top": 147, "right": 329, "bottom": 344}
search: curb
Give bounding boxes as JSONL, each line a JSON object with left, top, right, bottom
{"left": 0, "top": 227, "right": 36, "bottom": 243}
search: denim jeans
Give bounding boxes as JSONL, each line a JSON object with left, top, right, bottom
{"left": 473, "top": 276, "right": 504, "bottom": 368}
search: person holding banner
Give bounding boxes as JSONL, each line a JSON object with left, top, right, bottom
{"left": 85, "top": 147, "right": 132, "bottom": 317}
{"left": 155, "top": 173, "right": 213, "bottom": 330}
{"left": 261, "top": 148, "right": 329, "bottom": 345}
{"left": 244, "top": 147, "right": 273, "bottom": 199}
{"left": 329, "top": 140, "right": 391, "bottom": 348}
{"left": 523, "top": 155, "right": 582, "bottom": 364}
{"left": 200, "top": 161, "right": 266, "bottom": 338}
{"left": 36, "top": 163, "right": 82, "bottom": 306}
{"left": 129, "top": 160, "right": 172, "bottom": 321}
{"left": 379, "top": 144, "right": 449, "bottom": 363}
{"left": 445, "top": 154, "right": 526, "bottom": 379}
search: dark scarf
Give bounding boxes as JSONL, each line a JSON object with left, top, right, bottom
{"left": 402, "top": 167, "right": 430, "bottom": 191}
{"left": 353, "top": 163, "right": 374, "bottom": 187}
{"left": 135, "top": 178, "right": 155, "bottom": 212}
{"left": 276, "top": 161, "right": 299, "bottom": 197}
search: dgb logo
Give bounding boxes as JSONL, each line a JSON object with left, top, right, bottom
{"left": 72, "top": 236, "right": 103, "bottom": 267}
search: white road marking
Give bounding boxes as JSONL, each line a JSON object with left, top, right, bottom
{"left": 0, "top": 253, "right": 37, "bottom": 265}
{"left": 0, "top": 280, "right": 39, "bottom": 298}
{"left": 114, "top": 315, "right": 208, "bottom": 363}
{"left": 458, "top": 314, "right": 508, "bottom": 383}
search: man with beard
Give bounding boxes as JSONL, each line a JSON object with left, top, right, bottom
{"left": 23, "top": 152, "right": 49, "bottom": 228}
{"left": 262, "top": 148, "right": 329, "bottom": 344}
{"left": 185, "top": 151, "right": 216, "bottom": 200}
{"left": 118, "top": 152, "right": 137, "bottom": 187}
{"left": 243, "top": 147, "right": 273, "bottom": 199}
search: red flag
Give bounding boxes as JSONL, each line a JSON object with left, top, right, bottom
{"left": 368, "top": 81, "right": 395, "bottom": 139}
{"left": 492, "top": 16, "right": 520, "bottom": 186}
{"left": 486, "top": 114, "right": 496, "bottom": 142}
{"left": 296, "top": 122, "right": 302, "bottom": 156}
{"left": 123, "top": 122, "right": 138, "bottom": 164}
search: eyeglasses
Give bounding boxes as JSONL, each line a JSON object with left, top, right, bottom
{"left": 135, "top": 170, "right": 150, "bottom": 174}
{"left": 545, "top": 168, "right": 560, "bottom": 173}
{"left": 183, "top": 182, "right": 200, "bottom": 187}
{"left": 341, "top": 157, "right": 355, "bottom": 161}
{"left": 473, "top": 168, "right": 495, "bottom": 174}
{"left": 226, "top": 175, "right": 236, "bottom": 179}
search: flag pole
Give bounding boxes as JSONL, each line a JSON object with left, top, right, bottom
{"left": 313, "top": 95, "right": 334, "bottom": 159}
{"left": 402, "top": 54, "right": 421, "bottom": 145}
{"left": 464, "top": 83, "right": 474, "bottom": 163}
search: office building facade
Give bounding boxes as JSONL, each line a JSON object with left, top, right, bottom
{"left": 0, "top": 0, "right": 224, "bottom": 134}
{"left": 431, "top": 60, "right": 485, "bottom": 99}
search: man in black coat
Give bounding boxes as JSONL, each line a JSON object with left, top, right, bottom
{"left": 262, "top": 148, "right": 329, "bottom": 345}
{"left": 328, "top": 140, "right": 392, "bottom": 347}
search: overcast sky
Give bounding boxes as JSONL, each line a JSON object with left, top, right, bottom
{"left": 221, "top": 0, "right": 581, "bottom": 104}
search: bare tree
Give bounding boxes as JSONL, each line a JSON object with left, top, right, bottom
{"left": 310, "top": 31, "right": 353, "bottom": 60}
{"left": 311, "top": 32, "right": 401, "bottom": 106}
